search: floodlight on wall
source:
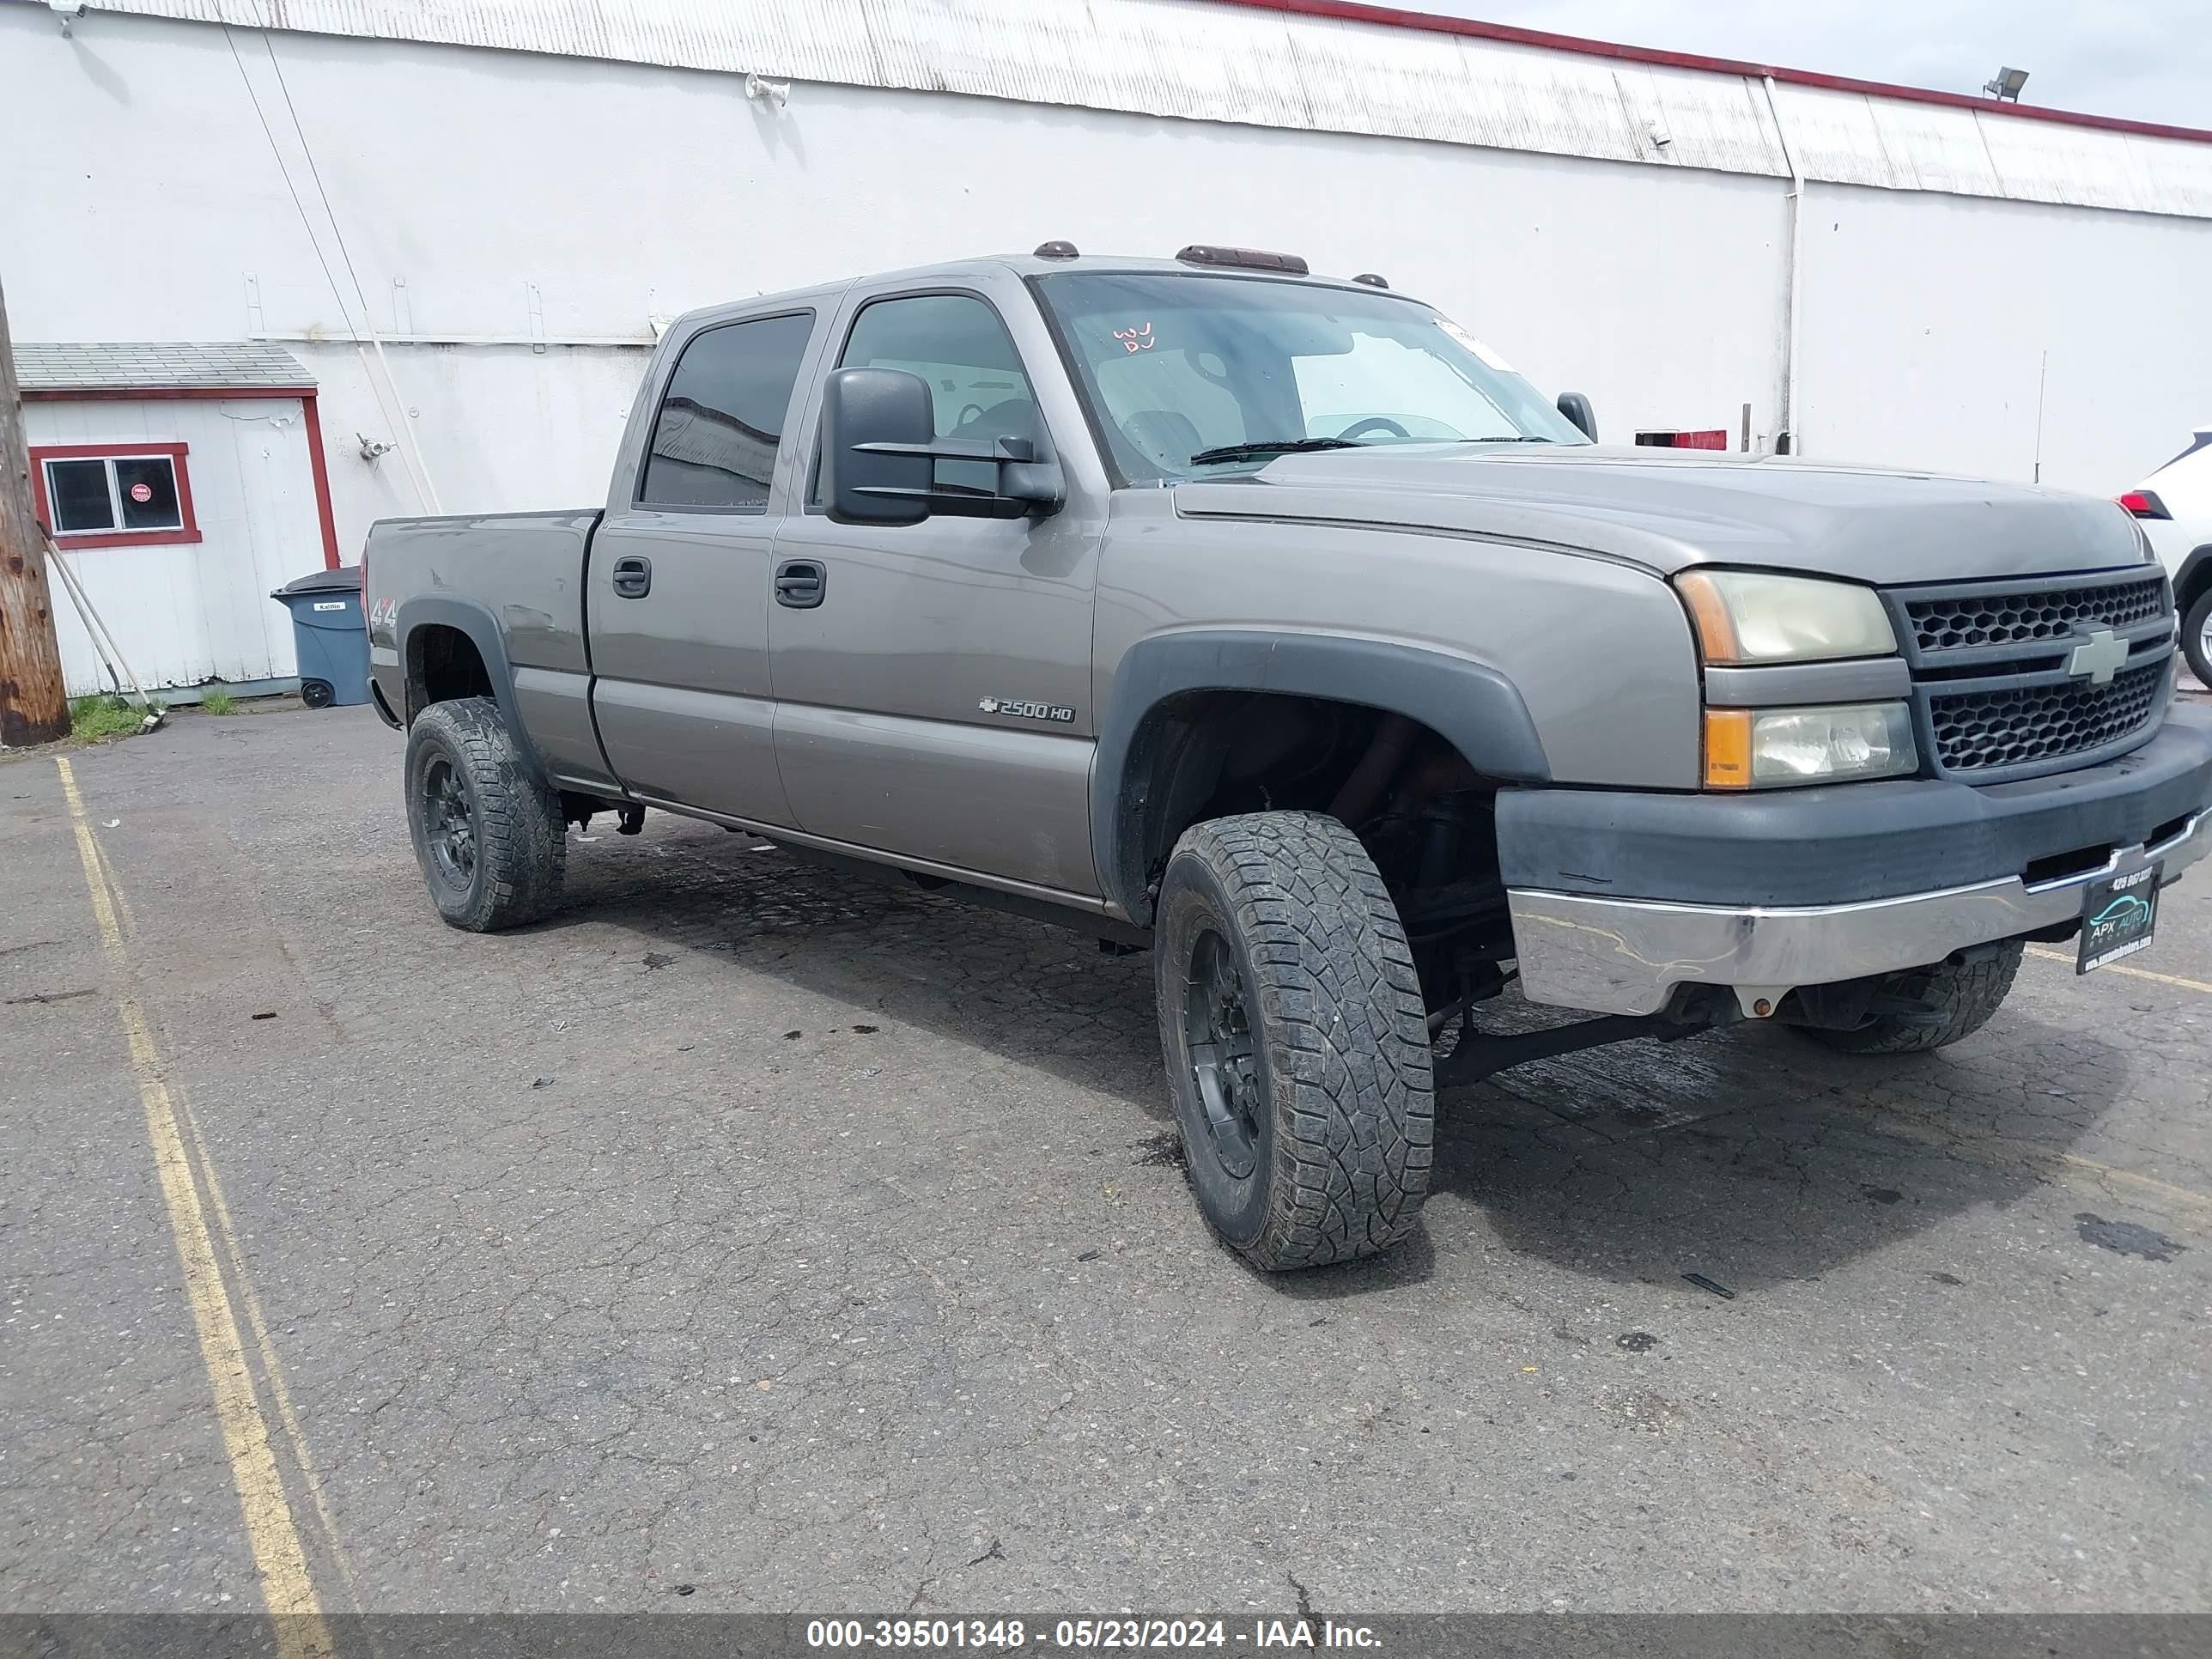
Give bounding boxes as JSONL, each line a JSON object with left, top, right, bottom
{"left": 1983, "top": 66, "right": 2030, "bottom": 101}
{"left": 746, "top": 71, "right": 791, "bottom": 109}
{"left": 48, "top": 0, "right": 88, "bottom": 32}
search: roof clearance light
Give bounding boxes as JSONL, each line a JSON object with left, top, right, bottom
{"left": 1174, "top": 244, "right": 1310, "bottom": 276}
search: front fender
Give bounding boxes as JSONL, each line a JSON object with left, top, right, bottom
{"left": 1092, "top": 629, "right": 1550, "bottom": 920}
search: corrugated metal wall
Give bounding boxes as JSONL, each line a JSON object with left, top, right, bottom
{"left": 64, "top": 0, "right": 2212, "bottom": 219}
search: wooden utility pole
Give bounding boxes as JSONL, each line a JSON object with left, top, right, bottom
{"left": 0, "top": 277, "right": 70, "bottom": 746}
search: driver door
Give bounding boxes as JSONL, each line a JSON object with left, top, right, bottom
{"left": 768, "top": 278, "right": 1105, "bottom": 896}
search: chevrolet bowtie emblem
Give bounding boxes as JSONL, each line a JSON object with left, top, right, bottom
{"left": 2066, "top": 628, "right": 2129, "bottom": 686}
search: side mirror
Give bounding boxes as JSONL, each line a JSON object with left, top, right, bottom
{"left": 822, "top": 367, "right": 934, "bottom": 526}
{"left": 821, "top": 366, "right": 1064, "bottom": 526}
{"left": 1556, "top": 392, "right": 1598, "bottom": 442}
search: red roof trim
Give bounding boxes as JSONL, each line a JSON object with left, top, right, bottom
{"left": 1212, "top": 0, "right": 2212, "bottom": 147}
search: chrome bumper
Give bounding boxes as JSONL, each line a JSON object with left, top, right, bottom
{"left": 1508, "top": 811, "right": 2208, "bottom": 1018}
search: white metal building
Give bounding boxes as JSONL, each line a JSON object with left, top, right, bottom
{"left": 3, "top": 0, "right": 2209, "bottom": 693}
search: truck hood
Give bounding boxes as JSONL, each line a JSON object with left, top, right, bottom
{"left": 1172, "top": 444, "right": 2149, "bottom": 585}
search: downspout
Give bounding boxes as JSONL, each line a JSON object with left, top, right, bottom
{"left": 1761, "top": 74, "right": 1804, "bottom": 456}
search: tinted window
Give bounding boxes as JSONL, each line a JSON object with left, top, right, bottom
{"left": 833, "top": 294, "right": 1038, "bottom": 496}
{"left": 640, "top": 311, "right": 814, "bottom": 508}
{"left": 46, "top": 459, "right": 114, "bottom": 532}
{"left": 114, "top": 457, "right": 181, "bottom": 531}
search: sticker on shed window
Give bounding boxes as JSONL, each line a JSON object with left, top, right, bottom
{"left": 1436, "top": 315, "right": 1515, "bottom": 374}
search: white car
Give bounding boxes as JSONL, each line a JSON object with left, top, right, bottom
{"left": 2126, "top": 424, "right": 2212, "bottom": 686}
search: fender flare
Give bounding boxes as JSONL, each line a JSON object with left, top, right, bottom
{"left": 393, "top": 595, "right": 550, "bottom": 783}
{"left": 1092, "top": 629, "right": 1551, "bottom": 921}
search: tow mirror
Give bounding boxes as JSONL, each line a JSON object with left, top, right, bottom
{"left": 821, "top": 366, "right": 1064, "bottom": 526}
{"left": 1556, "top": 392, "right": 1598, "bottom": 442}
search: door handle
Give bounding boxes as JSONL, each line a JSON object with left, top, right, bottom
{"left": 775, "top": 559, "right": 825, "bottom": 609}
{"left": 611, "top": 556, "right": 653, "bottom": 599}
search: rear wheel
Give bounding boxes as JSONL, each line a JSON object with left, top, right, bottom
{"left": 1153, "top": 811, "right": 1433, "bottom": 1270}
{"left": 1799, "top": 939, "right": 2023, "bottom": 1055}
{"left": 2181, "top": 586, "right": 2212, "bottom": 690}
{"left": 404, "top": 696, "right": 566, "bottom": 931}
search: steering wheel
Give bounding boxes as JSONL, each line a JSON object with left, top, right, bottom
{"left": 1336, "top": 416, "right": 1412, "bottom": 443}
{"left": 954, "top": 403, "right": 986, "bottom": 428}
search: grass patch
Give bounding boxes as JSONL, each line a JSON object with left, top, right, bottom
{"left": 70, "top": 694, "right": 149, "bottom": 742}
{"left": 199, "top": 685, "right": 240, "bottom": 716}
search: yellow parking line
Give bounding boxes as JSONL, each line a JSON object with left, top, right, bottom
{"left": 2026, "top": 944, "right": 2212, "bottom": 996}
{"left": 57, "top": 758, "right": 333, "bottom": 1655}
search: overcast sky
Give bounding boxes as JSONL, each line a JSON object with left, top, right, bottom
{"left": 1415, "top": 2, "right": 2206, "bottom": 129}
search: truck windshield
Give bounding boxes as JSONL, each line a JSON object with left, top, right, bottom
{"left": 1031, "top": 270, "right": 1589, "bottom": 483}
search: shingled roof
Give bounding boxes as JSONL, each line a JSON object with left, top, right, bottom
{"left": 13, "top": 341, "right": 314, "bottom": 393}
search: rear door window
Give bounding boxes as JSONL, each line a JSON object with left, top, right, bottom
{"left": 639, "top": 311, "right": 814, "bottom": 509}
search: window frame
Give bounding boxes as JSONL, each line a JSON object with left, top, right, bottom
{"left": 29, "top": 442, "right": 201, "bottom": 549}
{"left": 805, "top": 284, "right": 1053, "bottom": 514}
{"left": 632, "top": 307, "right": 817, "bottom": 514}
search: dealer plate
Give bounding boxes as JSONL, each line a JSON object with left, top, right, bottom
{"left": 2077, "top": 862, "right": 2160, "bottom": 975}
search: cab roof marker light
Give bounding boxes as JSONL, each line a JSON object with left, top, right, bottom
{"left": 1174, "top": 245, "right": 1310, "bottom": 276}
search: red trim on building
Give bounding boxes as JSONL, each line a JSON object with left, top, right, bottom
{"left": 1215, "top": 0, "right": 2212, "bottom": 147}
{"left": 19, "top": 385, "right": 317, "bottom": 402}
{"left": 29, "top": 441, "right": 204, "bottom": 550}
{"left": 301, "top": 392, "right": 343, "bottom": 570}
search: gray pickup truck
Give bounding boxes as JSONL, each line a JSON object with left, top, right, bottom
{"left": 365, "top": 245, "right": 2212, "bottom": 1271}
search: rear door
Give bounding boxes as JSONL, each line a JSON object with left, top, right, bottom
{"left": 768, "top": 274, "right": 1107, "bottom": 896}
{"left": 588, "top": 307, "right": 823, "bottom": 823}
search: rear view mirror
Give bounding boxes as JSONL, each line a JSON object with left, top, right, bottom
{"left": 821, "top": 367, "right": 1064, "bottom": 526}
{"left": 1557, "top": 392, "right": 1598, "bottom": 442}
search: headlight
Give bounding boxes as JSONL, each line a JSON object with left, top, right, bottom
{"left": 1675, "top": 569, "right": 1897, "bottom": 664}
{"left": 1705, "top": 703, "right": 1917, "bottom": 789}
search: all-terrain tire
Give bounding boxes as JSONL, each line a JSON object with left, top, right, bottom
{"left": 1153, "top": 811, "right": 1433, "bottom": 1270}
{"left": 1800, "top": 940, "right": 2024, "bottom": 1054}
{"left": 2181, "top": 585, "right": 2212, "bottom": 692}
{"left": 404, "top": 696, "right": 566, "bottom": 931}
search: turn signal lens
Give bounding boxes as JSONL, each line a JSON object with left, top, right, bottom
{"left": 1707, "top": 702, "right": 1917, "bottom": 790}
{"left": 1704, "top": 708, "right": 1753, "bottom": 789}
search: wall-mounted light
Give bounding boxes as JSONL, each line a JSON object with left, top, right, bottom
{"left": 1982, "top": 66, "right": 2030, "bottom": 101}
{"left": 746, "top": 71, "right": 791, "bottom": 109}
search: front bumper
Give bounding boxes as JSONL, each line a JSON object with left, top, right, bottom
{"left": 1502, "top": 708, "right": 2212, "bottom": 1018}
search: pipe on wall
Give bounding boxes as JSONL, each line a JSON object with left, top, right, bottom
{"left": 1762, "top": 74, "right": 1805, "bottom": 457}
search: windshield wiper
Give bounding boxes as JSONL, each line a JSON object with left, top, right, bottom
{"left": 1187, "top": 437, "right": 1364, "bottom": 466}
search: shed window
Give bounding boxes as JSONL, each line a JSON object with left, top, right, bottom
{"left": 31, "top": 445, "right": 200, "bottom": 547}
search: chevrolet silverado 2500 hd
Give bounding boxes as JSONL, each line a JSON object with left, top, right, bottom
{"left": 364, "top": 246, "right": 2212, "bottom": 1270}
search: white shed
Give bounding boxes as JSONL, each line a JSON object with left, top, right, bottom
{"left": 16, "top": 340, "right": 340, "bottom": 701}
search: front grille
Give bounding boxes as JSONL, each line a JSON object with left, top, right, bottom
{"left": 1883, "top": 569, "right": 2175, "bottom": 782}
{"left": 1927, "top": 659, "right": 2167, "bottom": 774}
{"left": 1903, "top": 574, "right": 2168, "bottom": 655}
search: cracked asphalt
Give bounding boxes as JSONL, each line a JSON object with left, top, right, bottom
{"left": 3, "top": 702, "right": 2209, "bottom": 1617}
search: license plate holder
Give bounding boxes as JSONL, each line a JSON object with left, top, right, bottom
{"left": 2076, "top": 862, "right": 2161, "bottom": 975}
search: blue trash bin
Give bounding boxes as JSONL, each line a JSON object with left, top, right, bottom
{"left": 271, "top": 567, "right": 369, "bottom": 708}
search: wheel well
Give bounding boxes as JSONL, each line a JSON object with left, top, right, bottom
{"left": 2176, "top": 549, "right": 2212, "bottom": 618}
{"left": 405, "top": 623, "right": 495, "bottom": 720}
{"left": 1124, "top": 691, "right": 1512, "bottom": 1006}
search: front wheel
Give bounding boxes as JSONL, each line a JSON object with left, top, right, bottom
{"left": 1153, "top": 811, "right": 1434, "bottom": 1271}
{"left": 404, "top": 696, "right": 567, "bottom": 931}
{"left": 1798, "top": 939, "right": 2024, "bottom": 1055}
{"left": 2181, "top": 586, "right": 2212, "bottom": 691}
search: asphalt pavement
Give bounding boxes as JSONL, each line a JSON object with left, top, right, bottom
{"left": 3, "top": 701, "right": 2209, "bottom": 1619}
